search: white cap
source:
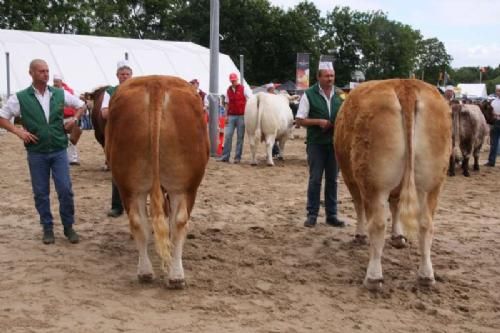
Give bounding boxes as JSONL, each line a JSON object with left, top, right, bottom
{"left": 265, "top": 83, "right": 274, "bottom": 89}
{"left": 445, "top": 85, "right": 454, "bottom": 91}
{"left": 318, "top": 61, "right": 334, "bottom": 71}
{"left": 117, "top": 60, "right": 132, "bottom": 70}
{"left": 53, "top": 74, "right": 63, "bottom": 81}
{"left": 496, "top": 84, "right": 500, "bottom": 90}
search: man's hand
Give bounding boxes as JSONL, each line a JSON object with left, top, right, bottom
{"left": 15, "top": 127, "right": 38, "bottom": 144}
{"left": 318, "top": 119, "right": 333, "bottom": 131}
{"left": 64, "top": 119, "right": 76, "bottom": 133}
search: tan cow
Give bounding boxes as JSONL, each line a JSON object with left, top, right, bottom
{"left": 105, "top": 75, "right": 209, "bottom": 288}
{"left": 335, "top": 79, "right": 451, "bottom": 291}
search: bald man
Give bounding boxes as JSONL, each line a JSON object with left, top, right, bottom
{"left": 0, "top": 59, "right": 86, "bottom": 244}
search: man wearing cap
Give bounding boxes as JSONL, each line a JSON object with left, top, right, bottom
{"left": 295, "top": 61, "right": 345, "bottom": 228}
{"left": 53, "top": 74, "right": 82, "bottom": 166}
{"left": 485, "top": 84, "right": 500, "bottom": 167}
{"left": 101, "top": 60, "right": 133, "bottom": 217}
{"left": 219, "top": 73, "right": 250, "bottom": 163}
{"left": 0, "top": 59, "right": 85, "bottom": 244}
{"left": 444, "top": 85, "right": 456, "bottom": 103}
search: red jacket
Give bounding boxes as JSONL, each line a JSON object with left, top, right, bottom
{"left": 226, "top": 84, "right": 246, "bottom": 115}
{"left": 61, "top": 83, "right": 77, "bottom": 118}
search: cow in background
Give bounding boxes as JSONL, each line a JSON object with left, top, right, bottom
{"left": 335, "top": 79, "right": 451, "bottom": 291}
{"left": 83, "top": 86, "right": 109, "bottom": 170}
{"left": 448, "top": 102, "right": 489, "bottom": 177}
{"left": 245, "top": 92, "right": 295, "bottom": 166}
{"left": 106, "top": 75, "right": 209, "bottom": 288}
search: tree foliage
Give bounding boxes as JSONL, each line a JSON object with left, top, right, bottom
{"left": 0, "top": 0, "right": 473, "bottom": 87}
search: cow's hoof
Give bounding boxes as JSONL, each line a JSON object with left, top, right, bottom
{"left": 353, "top": 234, "right": 368, "bottom": 245}
{"left": 266, "top": 163, "right": 274, "bottom": 167}
{"left": 473, "top": 165, "right": 480, "bottom": 171}
{"left": 101, "top": 165, "right": 110, "bottom": 172}
{"left": 277, "top": 156, "right": 284, "bottom": 161}
{"left": 167, "top": 279, "right": 186, "bottom": 289}
{"left": 389, "top": 235, "right": 407, "bottom": 249}
{"left": 463, "top": 172, "right": 470, "bottom": 177}
{"left": 138, "top": 273, "right": 154, "bottom": 283}
{"left": 447, "top": 171, "right": 455, "bottom": 177}
{"left": 250, "top": 162, "right": 257, "bottom": 166}
{"left": 417, "top": 276, "right": 435, "bottom": 288}
{"left": 364, "top": 278, "right": 384, "bottom": 292}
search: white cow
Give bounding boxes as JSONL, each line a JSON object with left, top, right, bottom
{"left": 245, "top": 92, "right": 295, "bottom": 166}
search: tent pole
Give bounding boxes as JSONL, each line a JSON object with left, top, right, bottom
{"left": 125, "top": 52, "right": 128, "bottom": 60}
{"left": 6, "top": 52, "right": 11, "bottom": 97}
{"left": 239, "top": 54, "right": 244, "bottom": 84}
{"left": 208, "top": 0, "right": 220, "bottom": 157}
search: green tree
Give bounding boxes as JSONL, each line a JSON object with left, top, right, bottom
{"left": 414, "top": 37, "right": 453, "bottom": 84}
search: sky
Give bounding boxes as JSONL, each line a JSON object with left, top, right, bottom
{"left": 269, "top": 0, "right": 500, "bottom": 69}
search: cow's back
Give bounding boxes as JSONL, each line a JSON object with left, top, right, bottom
{"left": 335, "top": 79, "right": 451, "bottom": 193}
{"left": 106, "top": 76, "right": 209, "bottom": 197}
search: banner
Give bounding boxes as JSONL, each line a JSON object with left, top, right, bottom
{"left": 296, "top": 53, "right": 310, "bottom": 90}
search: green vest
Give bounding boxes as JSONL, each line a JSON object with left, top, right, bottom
{"left": 304, "top": 83, "right": 343, "bottom": 145}
{"left": 17, "top": 86, "right": 67, "bottom": 153}
{"left": 106, "top": 86, "right": 117, "bottom": 96}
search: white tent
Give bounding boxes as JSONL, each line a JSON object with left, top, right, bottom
{"left": 0, "top": 29, "right": 250, "bottom": 98}
{"left": 457, "top": 83, "right": 487, "bottom": 99}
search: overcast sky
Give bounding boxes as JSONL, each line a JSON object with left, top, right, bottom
{"left": 269, "top": 0, "right": 500, "bottom": 68}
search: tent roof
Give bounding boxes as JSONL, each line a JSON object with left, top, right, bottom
{"left": 0, "top": 29, "right": 250, "bottom": 98}
{"left": 457, "top": 83, "right": 487, "bottom": 98}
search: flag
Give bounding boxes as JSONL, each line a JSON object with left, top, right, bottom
{"left": 296, "top": 53, "right": 310, "bottom": 90}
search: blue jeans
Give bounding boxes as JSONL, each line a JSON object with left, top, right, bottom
{"left": 221, "top": 115, "right": 245, "bottom": 161}
{"left": 488, "top": 121, "right": 500, "bottom": 165}
{"left": 306, "top": 144, "right": 339, "bottom": 220}
{"left": 27, "top": 149, "right": 75, "bottom": 229}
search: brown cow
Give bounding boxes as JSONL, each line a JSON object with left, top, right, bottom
{"left": 85, "top": 86, "right": 108, "bottom": 148}
{"left": 335, "top": 79, "right": 451, "bottom": 291}
{"left": 448, "top": 103, "right": 489, "bottom": 177}
{"left": 105, "top": 76, "right": 209, "bottom": 287}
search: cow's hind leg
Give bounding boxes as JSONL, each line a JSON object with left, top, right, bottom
{"left": 348, "top": 182, "right": 367, "bottom": 245}
{"left": 461, "top": 155, "right": 470, "bottom": 177}
{"left": 167, "top": 193, "right": 190, "bottom": 289}
{"left": 265, "top": 135, "right": 276, "bottom": 166}
{"left": 363, "top": 194, "right": 387, "bottom": 291}
{"left": 128, "top": 193, "right": 154, "bottom": 282}
{"left": 248, "top": 133, "right": 258, "bottom": 166}
{"left": 389, "top": 195, "right": 407, "bottom": 249}
{"left": 473, "top": 144, "right": 482, "bottom": 171}
{"left": 416, "top": 187, "right": 440, "bottom": 287}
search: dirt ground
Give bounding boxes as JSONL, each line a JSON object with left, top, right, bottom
{"left": 0, "top": 128, "right": 499, "bottom": 333}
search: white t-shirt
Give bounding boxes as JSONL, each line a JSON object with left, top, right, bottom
{"left": 491, "top": 97, "right": 500, "bottom": 118}
{"left": 0, "top": 86, "right": 84, "bottom": 122}
{"left": 295, "top": 86, "right": 334, "bottom": 119}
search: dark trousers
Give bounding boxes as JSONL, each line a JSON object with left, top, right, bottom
{"left": 488, "top": 121, "right": 500, "bottom": 166}
{"left": 306, "top": 144, "right": 339, "bottom": 220}
{"left": 27, "top": 149, "right": 74, "bottom": 229}
{"left": 111, "top": 180, "right": 123, "bottom": 212}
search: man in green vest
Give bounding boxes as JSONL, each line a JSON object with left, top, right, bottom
{"left": 0, "top": 59, "right": 86, "bottom": 244}
{"left": 101, "top": 60, "right": 133, "bottom": 217}
{"left": 295, "top": 61, "right": 346, "bottom": 228}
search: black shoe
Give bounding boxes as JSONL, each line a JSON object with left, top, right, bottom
{"left": 42, "top": 228, "right": 55, "bottom": 244}
{"left": 484, "top": 162, "right": 495, "bottom": 167}
{"left": 304, "top": 217, "right": 317, "bottom": 228}
{"left": 69, "top": 161, "right": 80, "bottom": 166}
{"left": 233, "top": 159, "right": 241, "bottom": 164}
{"left": 64, "top": 226, "right": 80, "bottom": 244}
{"left": 216, "top": 158, "right": 229, "bottom": 162}
{"left": 326, "top": 217, "right": 346, "bottom": 228}
{"left": 107, "top": 208, "right": 123, "bottom": 218}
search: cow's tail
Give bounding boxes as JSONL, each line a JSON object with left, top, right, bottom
{"left": 398, "top": 83, "right": 419, "bottom": 238}
{"left": 149, "top": 87, "right": 171, "bottom": 271}
{"left": 245, "top": 93, "right": 262, "bottom": 140}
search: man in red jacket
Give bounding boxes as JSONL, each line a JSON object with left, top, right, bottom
{"left": 218, "top": 73, "right": 250, "bottom": 163}
{"left": 53, "top": 74, "right": 82, "bottom": 165}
